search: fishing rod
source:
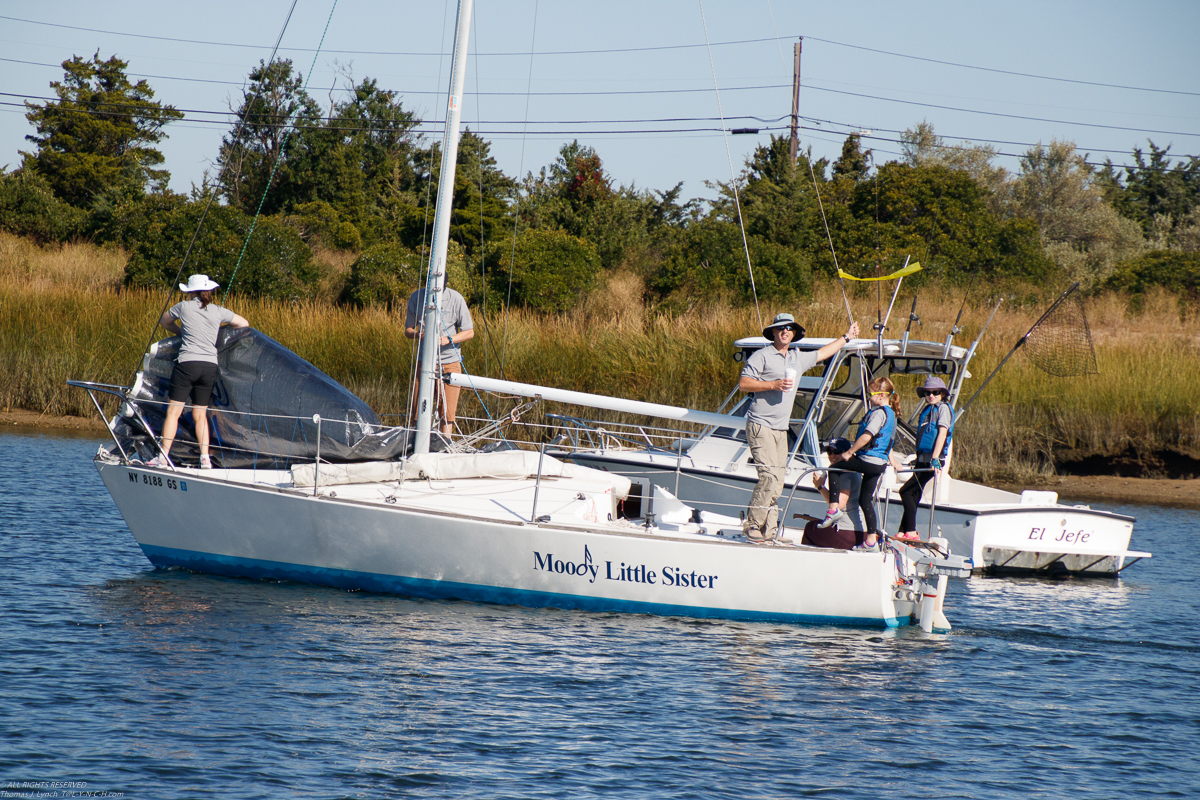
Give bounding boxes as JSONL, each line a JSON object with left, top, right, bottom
{"left": 948, "top": 296, "right": 1003, "bottom": 409}
{"left": 942, "top": 276, "right": 975, "bottom": 358}
{"left": 956, "top": 282, "right": 1082, "bottom": 423}
{"left": 876, "top": 256, "right": 910, "bottom": 356}
{"left": 900, "top": 295, "right": 920, "bottom": 356}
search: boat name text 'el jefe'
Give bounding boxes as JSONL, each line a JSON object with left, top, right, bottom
{"left": 1028, "top": 526, "right": 1092, "bottom": 544}
{"left": 533, "top": 546, "right": 718, "bottom": 589}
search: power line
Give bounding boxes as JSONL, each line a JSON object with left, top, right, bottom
{"left": 0, "top": 14, "right": 787, "bottom": 58}
{"left": 5, "top": 12, "right": 1195, "bottom": 99}
{"left": 804, "top": 84, "right": 1200, "bottom": 139}
{"left": 0, "top": 90, "right": 783, "bottom": 127}
{"left": 801, "top": 35, "right": 1200, "bottom": 98}
{"left": 0, "top": 57, "right": 791, "bottom": 96}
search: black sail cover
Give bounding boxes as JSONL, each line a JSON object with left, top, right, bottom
{"left": 119, "top": 328, "right": 412, "bottom": 468}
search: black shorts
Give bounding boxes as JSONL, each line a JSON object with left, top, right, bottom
{"left": 168, "top": 361, "right": 219, "bottom": 406}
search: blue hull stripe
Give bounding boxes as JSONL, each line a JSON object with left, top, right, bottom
{"left": 141, "top": 544, "right": 903, "bottom": 629}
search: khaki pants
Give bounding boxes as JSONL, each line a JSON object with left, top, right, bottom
{"left": 409, "top": 361, "right": 464, "bottom": 431}
{"left": 746, "top": 421, "right": 788, "bottom": 534}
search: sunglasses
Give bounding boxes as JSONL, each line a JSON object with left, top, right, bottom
{"left": 869, "top": 390, "right": 893, "bottom": 396}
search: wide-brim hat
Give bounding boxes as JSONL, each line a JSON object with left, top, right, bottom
{"left": 762, "top": 312, "right": 805, "bottom": 340}
{"left": 916, "top": 376, "right": 949, "bottom": 397}
{"left": 180, "top": 274, "right": 220, "bottom": 293}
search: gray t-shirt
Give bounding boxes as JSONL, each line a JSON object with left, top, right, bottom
{"left": 741, "top": 345, "right": 820, "bottom": 430}
{"left": 169, "top": 298, "right": 237, "bottom": 364}
{"left": 405, "top": 288, "right": 474, "bottom": 365}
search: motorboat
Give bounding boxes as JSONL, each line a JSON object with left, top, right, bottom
{"left": 464, "top": 334, "right": 1151, "bottom": 577}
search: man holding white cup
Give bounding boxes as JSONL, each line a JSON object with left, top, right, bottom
{"left": 738, "top": 312, "right": 859, "bottom": 543}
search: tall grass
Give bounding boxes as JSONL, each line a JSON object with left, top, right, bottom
{"left": 3, "top": 232, "right": 1196, "bottom": 481}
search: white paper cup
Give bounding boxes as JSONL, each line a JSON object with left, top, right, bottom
{"left": 784, "top": 368, "right": 797, "bottom": 389}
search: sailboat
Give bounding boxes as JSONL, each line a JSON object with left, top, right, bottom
{"left": 71, "top": 0, "right": 972, "bottom": 631}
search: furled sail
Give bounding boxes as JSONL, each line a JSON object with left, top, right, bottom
{"left": 118, "top": 328, "right": 412, "bottom": 467}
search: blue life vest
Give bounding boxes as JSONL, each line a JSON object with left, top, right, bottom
{"left": 916, "top": 404, "right": 954, "bottom": 457}
{"left": 857, "top": 406, "right": 895, "bottom": 461}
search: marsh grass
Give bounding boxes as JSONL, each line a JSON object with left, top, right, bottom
{"left": 3, "top": 233, "right": 1197, "bottom": 481}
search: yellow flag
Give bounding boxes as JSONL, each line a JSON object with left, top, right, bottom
{"left": 838, "top": 262, "right": 922, "bottom": 282}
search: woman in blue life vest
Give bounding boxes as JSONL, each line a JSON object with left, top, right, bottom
{"left": 896, "top": 376, "right": 954, "bottom": 541}
{"left": 822, "top": 376, "right": 903, "bottom": 552}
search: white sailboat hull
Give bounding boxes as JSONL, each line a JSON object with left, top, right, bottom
{"left": 99, "top": 462, "right": 929, "bottom": 628}
{"left": 560, "top": 451, "right": 1147, "bottom": 576}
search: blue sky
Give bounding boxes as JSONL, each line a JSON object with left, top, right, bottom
{"left": 2, "top": 0, "right": 1198, "bottom": 202}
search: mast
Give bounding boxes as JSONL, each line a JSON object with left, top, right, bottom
{"left": 414, "top": 0, "right": 475, "bottom": 455}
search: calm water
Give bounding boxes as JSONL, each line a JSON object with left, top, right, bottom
{"left": 2, "top": 429, "right": 1198, "bottom": 799}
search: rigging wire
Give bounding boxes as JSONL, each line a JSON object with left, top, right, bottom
{"left": 698, "top": 0, "right": 762, "bottom": 331}
{"left": 760, "top": 24, "right": 855, "bottom": 325}
{"left": 405, "top": 0, "right": 456, "bottom": 427}
{"left": 136, "top": 0, "right": 300, "bottom": 365}
{"left": 502, "top": 0, "right": 540, "bottom": 378}
{"left": 224, "top": 0, "right": 339, "bottom": 298}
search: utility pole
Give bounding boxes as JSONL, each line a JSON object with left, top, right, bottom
{"left": 789, "top": 38, "right": 802, "bottom": 162}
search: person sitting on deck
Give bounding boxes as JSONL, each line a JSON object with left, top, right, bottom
{"left": 822, "top": 376, "right": 904, "bottom": 552}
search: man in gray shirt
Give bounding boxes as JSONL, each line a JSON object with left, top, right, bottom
{"left": 405, "top": 286, "right": 474, "bottom": 437}
{"left": 739, "top": 312, "right": 858, "bottom": 543}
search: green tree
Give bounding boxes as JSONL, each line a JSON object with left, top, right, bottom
{"left": 1107, "top": 250, "right": 1200, "bottom": 301}
{"left": 284, "top": 76, "right": 422, "bottom": 237}
{"left": 900, "top": 121, "right": 1010, "bottom": 215}
{"left": 1012, "top": 140, "right": 1145, "bottom": 287}
{"left": 649, "top": 217, "right": 811, "bottom": 305}
{"left": 1097, "top": 141, "right": 1200, "bottom": 238}
{"left": 123, "top": 201, "right": 315, "bottom": 300}
{"left": 216, "top": 59, "right": 323, "bottom": 216}
{"left": 520, "top": 141, "right": 684, "bottom": 270}
{"left": 0, "top": 167, "right": 89, "bottom": 242}
{"left": 21, "top": 53, "right": 183, "bottom": 206}
{"left": 831, "top": 133, "right": 872, "bottom": 183}
{"left": 485, "top": 229, "right": 600, "bottom": 313}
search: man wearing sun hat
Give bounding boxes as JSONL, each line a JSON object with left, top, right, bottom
{"left": 146, "top": 274, "right": 249, "bottom": 469}
{"left": 738, "top": 312, "right": 859, "bottom": 543}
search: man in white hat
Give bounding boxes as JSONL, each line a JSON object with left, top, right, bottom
{"left": 147, "top": 274, "right": 249, "bottom": 468}
{"left": 738, "top": 312, "right": 858, "bottom": 543}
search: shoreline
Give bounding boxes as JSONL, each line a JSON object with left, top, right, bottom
{"left": 5, "top": 408, "right": 1197, "bottom": 509}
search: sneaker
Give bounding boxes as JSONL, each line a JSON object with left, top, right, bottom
{"left": 145, "top": 455, "right": 169, "bottom": 468}
{"left": 853, "top": 538, "right": 881, "bottom": 552}
{"left": 821, "top": 508, "right": 850, "bottom": 529}
{"left": 199, "top": 455, "right": 213, "bottom": 469}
